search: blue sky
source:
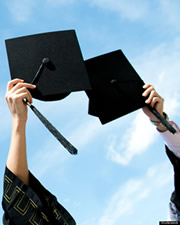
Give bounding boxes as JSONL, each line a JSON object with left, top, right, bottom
{"left": 0, "top": 0, "right": 180, "bottom": 224}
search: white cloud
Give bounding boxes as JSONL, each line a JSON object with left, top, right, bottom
{"left": 99, "top": 180, "right": 142, "bottom": 225}
{"left": 107, "top": 111, "right": 156, "bottom": 165}
{"left": 90, "top": 0, "right": 149, "bottom": 21}
{"left": 6, "top": 0, "right": 36, "bottom": 22}
{"left": 98, "top": 161, "right": 173, "bottom": 225}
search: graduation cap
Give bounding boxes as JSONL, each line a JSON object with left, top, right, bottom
{"left": 5, "top": 30, "right": 92, "bottom": 154}
{"left": 5, "top": 30, "right": 91, "bottom": 101}
{"left": 85, "top": 50, "right": 176, "bottom": 133}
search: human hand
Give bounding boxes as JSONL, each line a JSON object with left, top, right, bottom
{"left": 5, "top": 79, "right": 36, "bottom": 123}
{"left": 142, "top": 84, "right": 164, "bottom": 121}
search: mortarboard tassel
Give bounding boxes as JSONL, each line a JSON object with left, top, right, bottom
{"left": 24, "top": 99, "right": 78, "bottom": 155}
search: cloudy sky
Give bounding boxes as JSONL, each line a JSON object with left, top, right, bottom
{"left": 0, "top": 0, "right": 180, "bottom": 224}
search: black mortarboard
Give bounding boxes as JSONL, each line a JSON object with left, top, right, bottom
{"left": 5, "top": 30, "right": 91, "bottom": 101}
{"left": 85, "top": 50, "right": 176, "bottom": 133}
{"left": 85, "top": 50, "right": 145, "bottom": 124}
{"left": 5, "top": 30, "right": 92, "bottom": 154}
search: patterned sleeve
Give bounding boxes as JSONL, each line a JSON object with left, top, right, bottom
{"left": 2, "top": 167, "right": 76, "bottom": 225}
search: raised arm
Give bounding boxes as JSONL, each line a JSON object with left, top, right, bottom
{"left": 142, "top": 84, "right": 180, "bottom": 156}
{"left": 5, "top": 79, "right": 36, "bottom": 186}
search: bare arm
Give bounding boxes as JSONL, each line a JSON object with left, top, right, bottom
{"left": 5, "top": 79, "right": 36, "bottom": 186}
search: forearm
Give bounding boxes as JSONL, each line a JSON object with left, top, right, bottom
{"left": 5, "top": 80, "right": 36, "bottom": 186}
{"left": 7, "top": 120, "right": 29, "bottom": 186}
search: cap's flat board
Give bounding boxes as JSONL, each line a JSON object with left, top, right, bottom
{"left": 5, "top": 30, "right": 91, "bottom": 101}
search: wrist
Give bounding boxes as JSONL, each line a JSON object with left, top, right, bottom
{"left": 12, "top": 118, "right": 27, "bottom": 131}
{"left": 150, "top": 112, "right": 168, "bottom": 132}
{"left": 156, "top": 125, "right": 168, "bottom": 132}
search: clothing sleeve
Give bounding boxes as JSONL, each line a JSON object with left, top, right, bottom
{"left": 2, "top": 167, "right": 76, "bottom": 225}
{"left": 169, "top": 201, "right": 180, "bottom": 221}
{"left": 166, "top": 146, "right": 180, "bottom": 213}
{"left": 159, "top": 121, "right": 180, "bottom": 158}
{"left": 158, "top": 121, "right": 180, "bottom": 221}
